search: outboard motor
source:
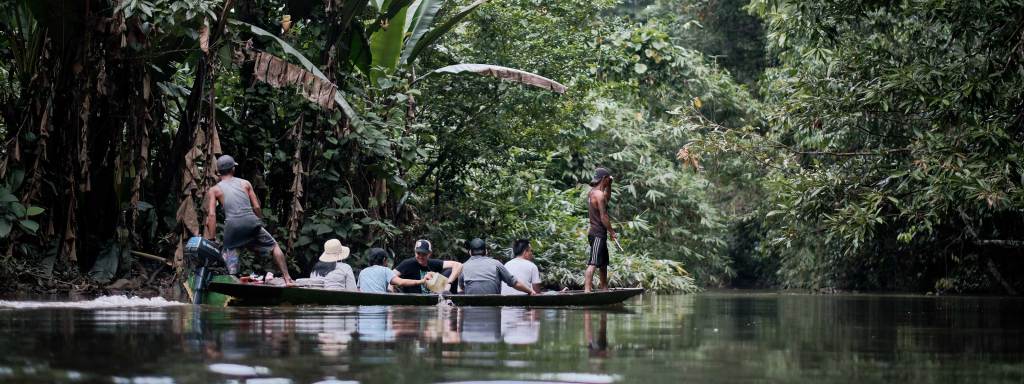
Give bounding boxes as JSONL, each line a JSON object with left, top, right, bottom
{"left": 184, "top": 236, "right": 225, "bottom": 304}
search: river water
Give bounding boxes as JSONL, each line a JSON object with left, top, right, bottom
{"left": 1, "top": 292, "right": 1022, "bottom": 383}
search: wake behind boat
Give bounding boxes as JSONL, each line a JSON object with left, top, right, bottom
{"left": 207, "top": 281, "right": 644, "bottom": 307}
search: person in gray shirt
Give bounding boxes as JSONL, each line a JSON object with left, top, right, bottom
{"left": 204, "top": 155, "right": 292, "bottom": 284}
{"left": 460, "top": 238, "right": 536, "bottom": 295}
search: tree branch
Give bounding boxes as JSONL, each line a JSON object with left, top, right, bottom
{"left": 974, "top": 239, "right": 1024, "bottom": 248}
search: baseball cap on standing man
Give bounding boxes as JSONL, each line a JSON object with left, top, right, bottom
{"left": 217, "top": 155, "right": 238, "bottom": 174}
{"left": 589, "top": 167, "right": 611, "bottom": 186}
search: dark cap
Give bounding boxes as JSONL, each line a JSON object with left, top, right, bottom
{"left": 414, "top": 239, "right": 432, "bottom": 254}
{"left": 589, "top": 167, "right": 611, "bottom": 186}
{"left": 367, "top": 247, "right": 389, "bottom": 265}
{"left": 468, "top": 238, "right": 486, "bottom": 255}
{"left": 217, "top": 155, "right": 238, "bottom": 173}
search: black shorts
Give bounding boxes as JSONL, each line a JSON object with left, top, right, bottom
{"left": 587, "top": 235, "right": 609, "bottom": 267}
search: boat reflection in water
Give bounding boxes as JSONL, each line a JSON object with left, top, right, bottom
{"left": 268, "top": 306, "right": 557, "bottom": 347}
{"left": 501, "top": 307, "right": 542, "bottom": 345}
{"left": 14, "top": 294, "right": 1018, "bottom": 382}
{"left": 210, "top": 305, "right": 610, "bottom": 352}
{"left": 180, "top": 305, "right": 617, "bottom": 382}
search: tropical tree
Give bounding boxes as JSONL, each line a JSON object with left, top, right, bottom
{"left": 699, "top": 0, "right": 1024, "bottom": 293}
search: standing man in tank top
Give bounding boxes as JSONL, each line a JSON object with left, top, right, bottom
{"left": 585, "top": 167, "right": 616, "bottom": 292}
{"left": 204, "top": 155, "right": 294, "bottom": 285}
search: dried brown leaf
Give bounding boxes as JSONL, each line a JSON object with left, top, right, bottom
{"left": 267, "top": 57, "right": 285, "bottom": 87}
{"left": 143, "top": 72, "right": 151, "bottom": 100}
{"left": 676, "top": 144, "right": 701, "bottom": 172}
{"left": 285, "top": 63, "right": 303, "bottom": 85}
{"left": 62, "top": 193, "right": 78, "bottom": 262}
{"left": 253, "top": 52, "right": 338, "bottom": 109}
{"left": 199, "top": 22, "right": 210, "bottom": 54}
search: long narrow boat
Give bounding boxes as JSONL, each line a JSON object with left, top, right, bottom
{"left": 207, "top": 281, "right": 644, "bottom": 307}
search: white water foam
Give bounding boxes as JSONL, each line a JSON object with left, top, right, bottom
{"left": 207, "top": 363, "right": 271, "bottom": 376}
{"left": 436, "top": 294, "right": 454, "bottom": 308}
{"left": 0, "top": 295, "right": 185, "bottom": 309}
{"left": 112, "top": 376, "right": 176, "bottom": 384}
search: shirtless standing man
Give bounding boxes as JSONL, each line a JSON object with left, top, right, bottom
{"left": 204, "top": 155, "right": 294, "bottom": 284}
{"left": 585, "top": 167, "right": 616, "bottom": 292}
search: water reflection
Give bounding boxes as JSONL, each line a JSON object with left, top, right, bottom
{"left": 501, "top": 308, "right": 541, "bottom": 345}
{"left": 585, "top": 311, "right": 609, "bottom": 358}
{"left": 458, "top": 307, "right": 501, "bottom": 343}
{"left": 212, "top": 306, "right": 557, "bottom": 349}
{"left": 2, "top": 294, "right": 1023, "bottom": 383}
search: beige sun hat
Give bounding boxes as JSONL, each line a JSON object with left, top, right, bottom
{"left": 318, "top": 239, "right": 350, "bottom": 262}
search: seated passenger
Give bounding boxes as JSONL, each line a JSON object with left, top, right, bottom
{"left": 501, "top": 239, "right": 543, "bottom": 295}
{"left": 358, "top": 247, "right": 431, "bottom": 293}
{"left": 393, "top": 239, "right": 463, "bottom": 293}
{"left": 306, "top": 239, "right": 357, "bottom": 291}
{"left": 461, "top": 238, "right": 535, "bottom": 295}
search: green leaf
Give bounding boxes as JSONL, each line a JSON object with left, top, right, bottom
{"left": 0, "top": 193, "right": 17, "bottom": 203}
{"left": 9, "top": 202, "right": 25, "bottom": 218}
{"left": 26, "top": 206, "right": 44, "bottom": 216}
{"left": 18, "top": 219, "right": 38, "bottom": 233}
{"left": 315, "top": 223, "right": 333, "bottom": 235}
{"left": 7, "top": 169, "right": 25, "bottom": 190}
{"left": 368, "top": 3, "right": 412, "bottom": 85}
{"left": 346, "top": 21, "right": 372, "bottom": 75}
{"left": 405, "top": 0, "right": 491, "bottom": 65}
{"left": 400, "top": 0, "right": 443, "bottom": 64}
{"left": 0, "top": 220, "right": 11, "bottom": 238}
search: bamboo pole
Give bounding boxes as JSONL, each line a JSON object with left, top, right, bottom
{"left": 131, "top": 250, "right": 173, "bottom": 266}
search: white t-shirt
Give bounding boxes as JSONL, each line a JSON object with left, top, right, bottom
{"left": 501, "top": 257, "right": 541, "bottom": 295}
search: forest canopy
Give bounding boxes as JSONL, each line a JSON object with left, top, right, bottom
{"left": 0, "top": 0, "right": 1021, "bottom": 295}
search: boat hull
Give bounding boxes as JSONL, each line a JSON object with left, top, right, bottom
{"left": 207, "top": 282, "right": 644, "bottom": 307}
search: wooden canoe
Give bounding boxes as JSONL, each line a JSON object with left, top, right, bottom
{"left": 207, "top": 282, "right": 644, "bottom": 307}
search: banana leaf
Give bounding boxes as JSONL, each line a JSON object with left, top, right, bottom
{"left": 232, "top": 19, "right": 357, "bottom": 118}
{"left": 404, "top": 0, "right": 490, "bottom": 65}
{"left": 419, "top": 63, "right": 567, "bottom": 94}
{"left": 368, "top": 2, "right": 412, "bottom": 85}
{"left": 345, "top": 21, "right": 372, "bottom": 75}
{"left": 400, "top": 0, "right": 443, "bottom": 64}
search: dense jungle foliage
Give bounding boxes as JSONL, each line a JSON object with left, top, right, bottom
{"left": 0, "top": 0, "right": 1021, "bottom": 295}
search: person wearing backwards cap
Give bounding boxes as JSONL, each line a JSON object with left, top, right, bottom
{"left": 585, "top": 167, "right": 616, "bottom": 292}
{"left": 461, "top": 238, "right": 535, "bottom": 295}
{"left": 204, "top": 154, "right": 293, "bottom": 284}
{"left": 304, "top": 239, "right": 357, "bottom": 291}
{"left": 393, "top": 239, "right": 463, "bottom": 294}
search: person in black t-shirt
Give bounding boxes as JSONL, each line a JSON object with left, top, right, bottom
{"left": 393, "top": 239, "right": 464, "bottom": 293}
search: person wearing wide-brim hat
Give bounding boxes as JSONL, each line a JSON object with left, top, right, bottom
{"left": 306, "top": 239, "right": 357, "bottom": 291}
